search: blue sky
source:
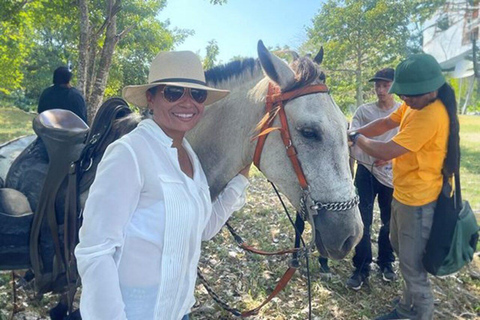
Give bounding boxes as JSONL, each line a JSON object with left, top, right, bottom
{"left": 160, "top": 0, "right": 325, "bottom": 63}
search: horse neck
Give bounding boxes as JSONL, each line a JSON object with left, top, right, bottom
{"left": 188, "top": 75, "right": 266, "bottom": 199}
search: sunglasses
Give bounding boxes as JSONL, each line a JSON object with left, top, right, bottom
{"left": 161, "top": 85, "right": 208, "bottom": 104}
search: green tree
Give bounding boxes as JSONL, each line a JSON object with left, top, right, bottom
{"left": 0, "top": 0, "right": 191, "bottom": 117}
{"left": 1, "top": 0, "right": 226, "bottom": 114}
{"left": 303, "top": 0, "right": 444, "bottom": 112}
{"left": 0, "top": 1, "right": 39, "bottom": 96}
{"left": 203, "top": 39, "right": 220, "bottom": 69}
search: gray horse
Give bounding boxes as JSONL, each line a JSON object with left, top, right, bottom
{"left": 192, "top": 42, "right": 362, "bottom": 259}
{"left": 0, "top": 41, "right": 361, "bottom": 319}
{"left": 1, "top": 42, "right": 362, "bottom": 260}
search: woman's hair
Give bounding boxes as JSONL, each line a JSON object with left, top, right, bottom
{"left": 437, "top": 83, "right": 460, "bottom": 176}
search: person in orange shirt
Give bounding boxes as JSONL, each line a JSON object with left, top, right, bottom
{"left": 347, "top": 54, "right": 460, "bottom": 320}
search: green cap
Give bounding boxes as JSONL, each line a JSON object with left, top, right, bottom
{"left": 388, "top": 54, "right": 445, "bottom": 95}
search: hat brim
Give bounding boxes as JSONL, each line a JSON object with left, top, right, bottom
{"left": 368, "top": 77, "right": 393, "bottom": 82}
{"left": 388, "top": 76, "right": 445, "bottom": 95}
{"left": 123, "top": 81, "right": 229, "bottom": 107}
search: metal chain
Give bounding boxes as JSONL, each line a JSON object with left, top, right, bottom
{"left": 311, "top": 195, "right": 360, "bottom": 212}
{"left": 300, "top": 194, "right": 359, "bottom": 218}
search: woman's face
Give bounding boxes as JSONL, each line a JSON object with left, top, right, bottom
{"left": 398, "top": 91, "right": 438, "bottom": 110}
{"left": 146, "top": 85, "right": 206, "bottom": 140}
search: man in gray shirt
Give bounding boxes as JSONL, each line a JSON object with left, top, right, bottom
{"left": 346, "top": 68, "right": 400, "bottom": 290}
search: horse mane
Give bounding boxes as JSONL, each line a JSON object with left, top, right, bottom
{"left": 205, "top": 58, "right": 260, "bottom": 88}
{"left": 249, "top": 55, "right": 324, "bottom": 103}
{"left": 290, "top": 57, "right": 323, "bottom": 89}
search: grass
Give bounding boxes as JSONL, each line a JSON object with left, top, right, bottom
{"left": 0, "top": 108, "right": 479, "bottom": 319}
{"left": 459, "top": 116, "right": 480, "bottom": 213}
{"left": 0, "top": 107, "right": 35, "bottom": 143}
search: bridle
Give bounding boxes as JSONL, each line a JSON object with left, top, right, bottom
{"left": 200, "top": 81, "right": 359, "bottom": 318}
{"left": 253, "top": 82, "right": 359, "bottom": 229}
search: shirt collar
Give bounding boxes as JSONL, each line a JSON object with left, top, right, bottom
{"left": 139, "top": 119, "right": 175, "bottom": 148}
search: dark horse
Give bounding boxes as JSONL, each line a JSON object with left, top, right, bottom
{"left": 0, "top": 42, "right": 362, "bottom": 319}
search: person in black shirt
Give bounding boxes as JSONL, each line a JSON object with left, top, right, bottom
{"left": 38, "top": 66, "right": 88, "bottom": 123}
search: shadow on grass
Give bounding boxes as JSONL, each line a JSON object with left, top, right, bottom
{"left": 461, "top": 145, "right": 480, "bottom": 175}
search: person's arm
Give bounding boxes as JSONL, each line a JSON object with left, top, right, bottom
{"left": 350, "top": 116, "right": 399, "bottom": 138}
{"left": 354, "top": 137, "right": 409, "bottom": 161}
{"left": 202, "top": 165, "right": 251, "bottom": 240}
{"left": 75, "top": 142, "right": 142, "bottom": 320}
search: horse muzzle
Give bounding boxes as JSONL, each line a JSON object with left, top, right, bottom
{"left": 311, "top": 204, "right": 363, "bottom": 260}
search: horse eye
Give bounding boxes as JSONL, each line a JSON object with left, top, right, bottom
{"left": 299, "top": 127, "right": 319, "bottom": 140}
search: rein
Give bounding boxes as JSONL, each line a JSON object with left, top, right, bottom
{"left": 200, "top": 82, "right": 334, "bottom": 318}
{"left": 201, "top": 82, "right": 360, "bottom": 318}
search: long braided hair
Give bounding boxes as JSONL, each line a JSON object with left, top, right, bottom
{"left": 437, "top": 83, "right": 460, "bottom": 176}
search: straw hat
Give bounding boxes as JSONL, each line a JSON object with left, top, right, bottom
{"left": 123, "top": 51, "right": 229, "bottom": 107}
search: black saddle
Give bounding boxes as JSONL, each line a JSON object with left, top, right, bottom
{"left": 0, "top": 98, "right": 133, "bottom": 296}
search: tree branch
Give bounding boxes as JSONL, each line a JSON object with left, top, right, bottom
{"left": 117, "top": 24, "right": 136, "bottom": 42}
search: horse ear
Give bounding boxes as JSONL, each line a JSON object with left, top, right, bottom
{"left": 257, "top": 40, "right": 296, "bottom": 91}
{"left": 313, "top": 47, "right": 324, "bottom": 65}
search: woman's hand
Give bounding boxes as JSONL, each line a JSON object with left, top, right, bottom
{"left": 239, "top": 163, "right": 252, "bottom": 178}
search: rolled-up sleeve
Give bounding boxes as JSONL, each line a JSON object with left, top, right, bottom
{"left": 75, "top": 141, "right": 142, "bottom": 320}
{"left": 202, "top": 174, "right": 249, "bottom": 240}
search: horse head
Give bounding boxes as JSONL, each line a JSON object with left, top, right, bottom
{"left": 252, "top": 41, "right": 363, "bottom": 259}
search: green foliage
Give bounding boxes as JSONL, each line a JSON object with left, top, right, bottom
{"left": 0, "top": 4, "right": 36, "bottom": 95}
{"left": 303, "top": 0, "right": 444, "bottom": 112}
{"left": 209, "top": 0, "right": 227, "bottom": 4}
{"left": 203, "top": 39, "right": 220, "bottom": 70}
{"left": 105, "top": 0, "right": 189, "bottom": 97}
{"left": 0, "top": 0, "right": 191, "bottom": 108}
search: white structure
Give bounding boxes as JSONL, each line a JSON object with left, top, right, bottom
{"left": 423, "top": 0, "right": 479, "bottom": 112}
{"left": 423, "top": 0, "right": 478, "bottom": 76}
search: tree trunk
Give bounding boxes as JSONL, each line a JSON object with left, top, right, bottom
{"left": 77, "top": 0, "right": 89, "bottom": 98}
{"left": 355, "top": 52, "right": 363, "bottom": 107}
{"left": 356, "top": 71, "right": 363, "bottom": 107}
{"left": 87, "top": 0, "right": 120, "bottom": 120}
{"left": 85, "top": 38, "right": 98, "bottom": 104}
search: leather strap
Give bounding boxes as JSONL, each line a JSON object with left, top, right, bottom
{"left": 240, "top": 266, "right": 297, "bottom": 317}
{"left": 278, "top": 107, "right": 308, "bottom": 189}
{"left": 225, "top": 222, "right": 300, "bottom": 256}
{"left": 239, "top": 243, "right": 299, "bottom": 255}
{"left": 253, "top": 83, "right": 329, "bottom": 190}
{"left": 252, "top": 84, "right": 278, "bottom": 168}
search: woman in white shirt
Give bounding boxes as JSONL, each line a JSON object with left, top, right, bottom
{"left": 75, "top": 51, "right": 250, "bottom": 320}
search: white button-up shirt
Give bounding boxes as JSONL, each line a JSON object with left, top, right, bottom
{"left": 75, "top": 119, "right": 249, "bottom": 320}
